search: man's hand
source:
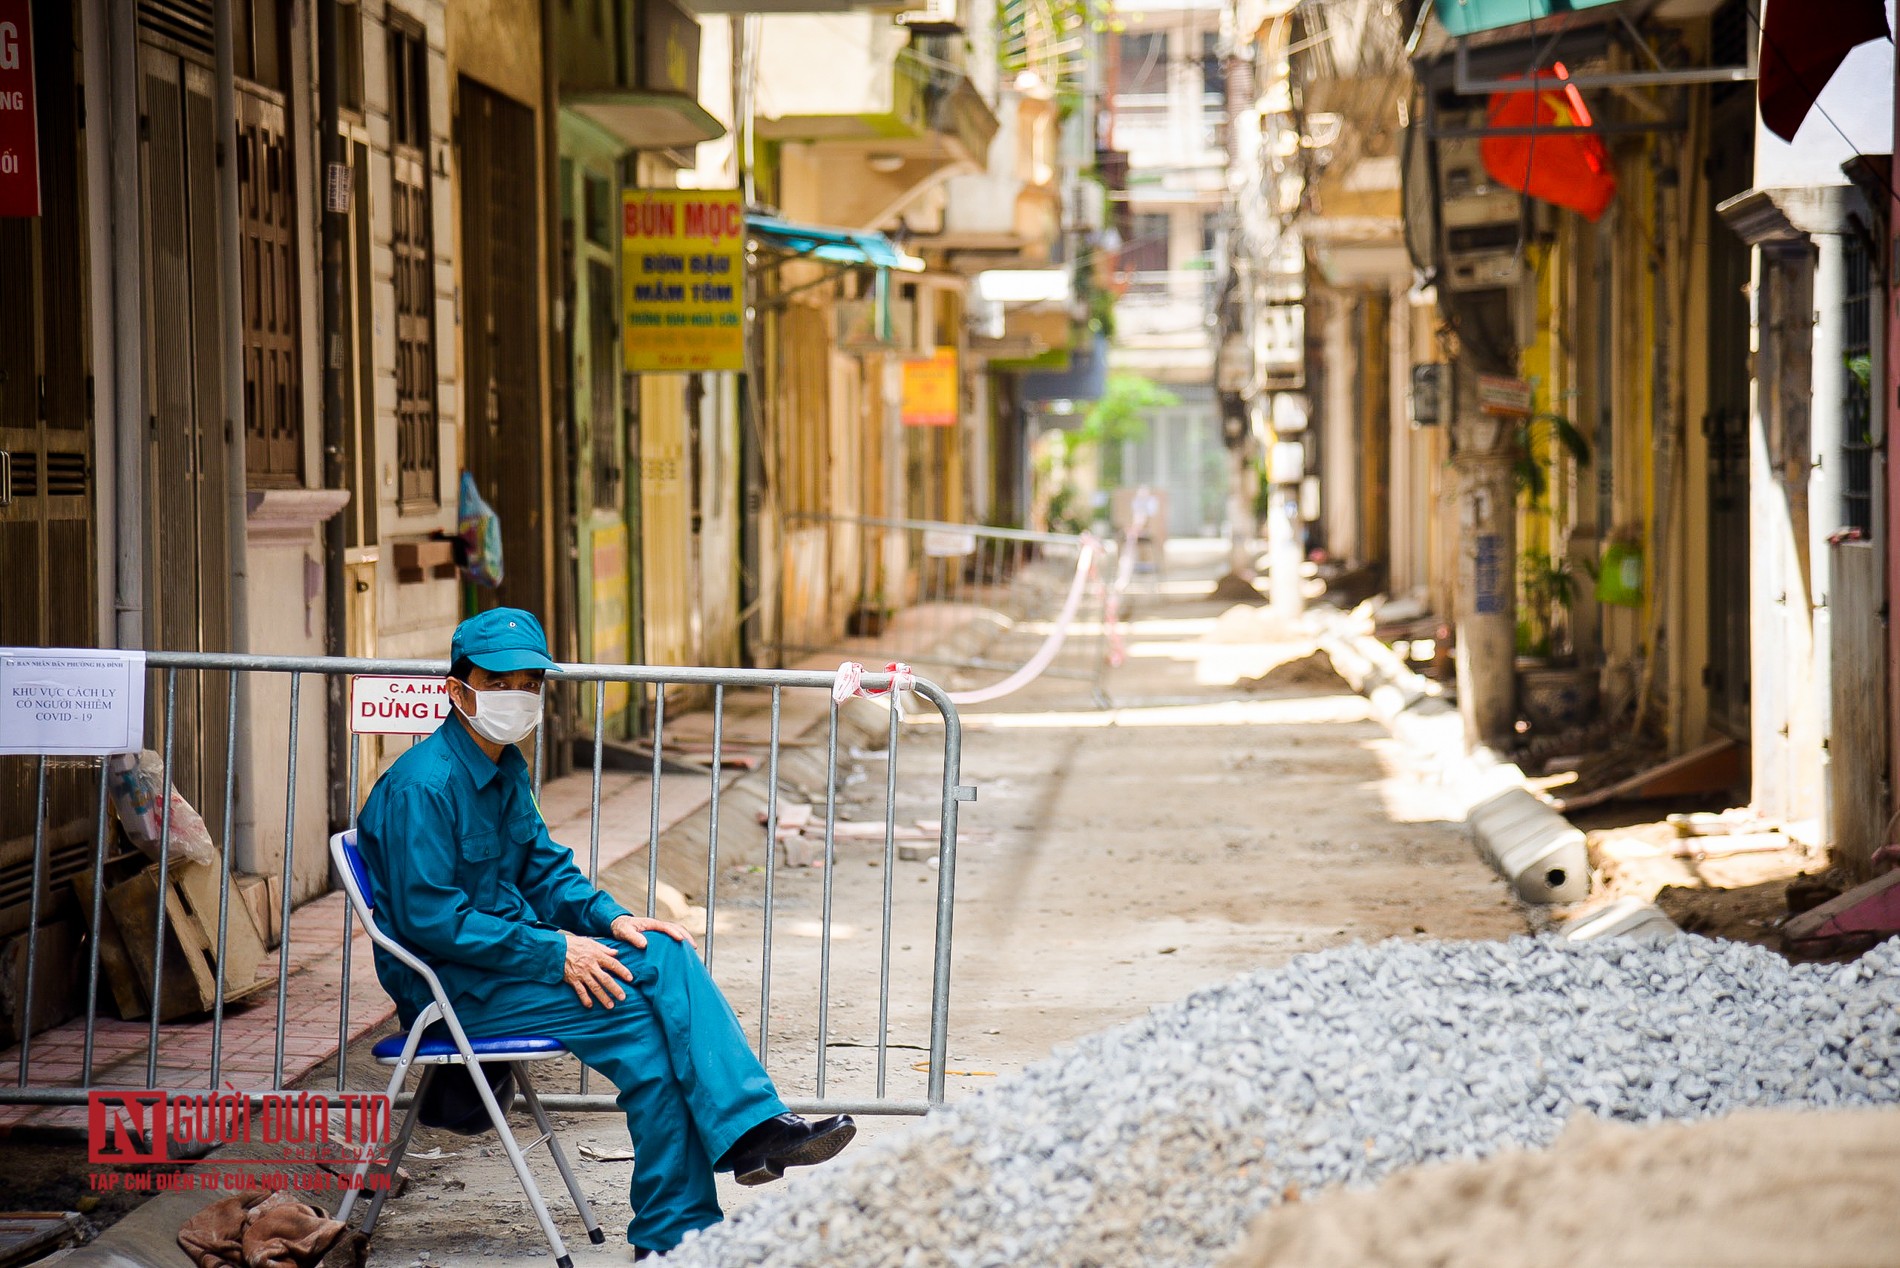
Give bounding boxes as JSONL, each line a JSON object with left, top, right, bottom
{"left": 562, "top": 933, "right": 634, "bottom": 1009}
{"left": 610, "top": 913, "right": 697, "bottom": 951}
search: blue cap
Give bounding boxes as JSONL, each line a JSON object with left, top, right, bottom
{"left": 450, "top": 608, "right": 559, "bottom": 675}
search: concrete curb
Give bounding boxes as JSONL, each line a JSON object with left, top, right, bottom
{"left": 1317, "top": 619, "right": 1590, "bottom": 906}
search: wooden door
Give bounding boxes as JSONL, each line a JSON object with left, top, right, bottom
{"left": 139, "top": 41, "right": 231, "bottom": 812}
{"left": 457, "top": 78, "right": 545, "bottom": 618}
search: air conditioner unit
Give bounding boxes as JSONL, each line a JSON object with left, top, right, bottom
{"left": 896, "top": 0, "right": 960, "bottom": 35}
{"left": 1257, "top": 302, "right": 1304, "bottom": 381}
{"left": 1435, "top": 108, "right": 1522, "bottom": 293}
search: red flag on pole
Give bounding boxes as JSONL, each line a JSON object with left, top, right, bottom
{"left": 1480, "top": 65, "right": 1617, "bottom": 223}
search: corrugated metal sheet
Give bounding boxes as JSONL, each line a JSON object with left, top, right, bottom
{"left": 775, "top": 305, "right": 839, "bottom": 647}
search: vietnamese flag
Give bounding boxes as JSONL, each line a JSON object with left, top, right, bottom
{"left": 1480, "top": 64, "right": 1617, "bottom": 222}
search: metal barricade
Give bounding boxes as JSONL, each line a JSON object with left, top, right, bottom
{"left": 0, "top": 653, "right": 969, "bottom": 1119}
{"left": 777, "top": 512, "right": 1125, "bottom": 703}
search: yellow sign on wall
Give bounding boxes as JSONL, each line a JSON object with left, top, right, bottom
{"left": 623, "top": 190, "right": 746, "bottom": 373}
{"left": 901, "top": 347, "right": 958, "bottom": 426}
{"left": 590, "top": 523, "right": 631, "bottom": 717}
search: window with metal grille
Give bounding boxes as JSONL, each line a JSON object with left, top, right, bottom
{"left": 1842, "top": 233, "right": 1874, "bottom": 537}
{"left": 589, "top": 258, "right": 622, "bottom": 511}
{"left": 584, "top": 172, "right": 615, "bottom": 250}
{"left": 1116, "top": 32, "right": 1167, "bottom": 95}
{"left": 1200, "top": 31, "right": 1221, "bottom": 98}
{"left": 390, "top": 23, "right": 441, "bottom": 510}
{"left": 238, "top": 82, "right": 303, "bottom": 486}
{"left": 234, "top": 0, "right": 284, "bottom": 90}
{"left": 1119, "top": 211, "right": 1171, "bottom": 276}
{"left": 336, "top": 0, "right": 364, "bottom": 115}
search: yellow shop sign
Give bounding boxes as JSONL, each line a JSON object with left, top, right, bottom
{"left": 623, "top": 190, "right": 746, "bottom": 373}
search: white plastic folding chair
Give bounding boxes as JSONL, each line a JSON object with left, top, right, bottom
{"left": 331, "top": 830, "right": 606, "bottom": 1266}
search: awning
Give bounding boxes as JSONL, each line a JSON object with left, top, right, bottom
{"left": 1759, "top": 0, "right": 1891, "bottom": 141}
{"left": 1433, "top": 0, "right": 1623, "bottom": 38}
{"left": 746, "top": 215, "right": 925, "bottom": 272}
{"left": 567, "top": 91, "right": 727, "bottom": 150}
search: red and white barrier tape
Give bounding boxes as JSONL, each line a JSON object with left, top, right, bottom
{"left": 832, "top": 660, "right": 917, "bottom": 705}
{"left": 938, "top": 534, "right": 1102, "bottom": 706}
{"left": 1101, "top": 512, "right": 1146, "bottom": 669}
{"left": 835, "top": 520, "right": 1137, "bottom": 711}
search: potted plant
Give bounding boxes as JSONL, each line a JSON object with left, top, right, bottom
{"left": 847, "top": 592, "right": 894, "bottom": 639}
{"left": 1516, "top": 547, "right": 1598, "bottom": 730}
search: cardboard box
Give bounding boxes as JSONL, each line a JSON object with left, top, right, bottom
{"left": 101, "top": 859, "right": 272, "bottom": 1022}
{"left": 236, "top": 872, "right": 285, "bottom": 950}
{"left": 0, "top": 920, "right": 82, "bottom": 1045}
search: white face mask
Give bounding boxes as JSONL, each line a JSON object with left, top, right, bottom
{"left": 456, "top": 687, "right": 543, "bottom": 746}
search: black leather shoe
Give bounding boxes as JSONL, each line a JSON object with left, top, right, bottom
{"left": 717, "top": 1112, "right": 857, "bottom": 1186}
{"left": 632, "top": 1251, "right": 651, "bottom": 1262}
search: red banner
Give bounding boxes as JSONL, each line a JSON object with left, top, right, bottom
{"left": 0, "top": 0, "right": 40, "bottom": 218}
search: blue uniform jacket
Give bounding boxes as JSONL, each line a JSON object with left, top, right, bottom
{"left": 354, "top": 717, "right": 634, "bottom": 1025}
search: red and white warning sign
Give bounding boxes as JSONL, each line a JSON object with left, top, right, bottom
{"left": 350, "top": 676, "right": 452, "bottom": 735}
{"left": 0, "top": 0, "right": 41, "bottom": 218}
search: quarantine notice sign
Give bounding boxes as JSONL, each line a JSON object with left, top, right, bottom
{"left": 623, "top": 189, "right": 745, "bottom": 372}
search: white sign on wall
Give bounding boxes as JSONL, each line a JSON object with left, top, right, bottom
{"left": 0, "top": 649, "right": 147, "bottom": 755}
{"left": 350, "top": 676, "right": 453, "bottom": 735}
{"left": 923, "top": 530, "right": 977, "bottom": 558}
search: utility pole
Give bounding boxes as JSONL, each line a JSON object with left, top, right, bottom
{"left": 316, "top": 0, "right": 349, "bottom": 833}
{"left": 1450, "top": 366, "right": 1517, "bottom": 747}
{"left": 1266, "top": 394, "right": 1306, "bottom": 619}
{"left": 1225, "top": 440, "right": 1256, "bottom": 579}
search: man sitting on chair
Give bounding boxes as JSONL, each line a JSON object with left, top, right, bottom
{"left": 354, "top": 607, "right": 854, "bottom": 1259}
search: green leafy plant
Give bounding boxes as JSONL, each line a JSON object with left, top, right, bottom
{"left": 1077, "top": 374, "right": 1170, "bottom": 447}
{"left": 1087, "top": 282, "right": 1118, "bottom": 339}
{"left": 1517, "top": 547, "right": 1578, "bottom": 659}
{"left": 1055, "top": 374, "right": 1173, "bottom": 490}
{"left": 1847, "top": 353, "right": 1872, "bottom": 390}
{"left": 1045, "top": 482, "right": 1088, "bottom": 535}
{"left": 1514, "top": 412, "right": 1591, "bottom": 506}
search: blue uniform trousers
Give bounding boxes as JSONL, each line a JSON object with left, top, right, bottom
{"left": 453, "top": 934, "right": 786, "bottom": 1252}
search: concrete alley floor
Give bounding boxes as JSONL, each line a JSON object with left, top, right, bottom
{"left": 310, "top": 545, "right": 1529, "bottom": 1266}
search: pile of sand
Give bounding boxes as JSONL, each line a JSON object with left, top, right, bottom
{"left": 1222, "top": 1105, "right": 1900, "bottom": 1268}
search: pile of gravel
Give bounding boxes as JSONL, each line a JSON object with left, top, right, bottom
{"left": 662, "top": 935, "right": 1900, "bottom": 1266}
